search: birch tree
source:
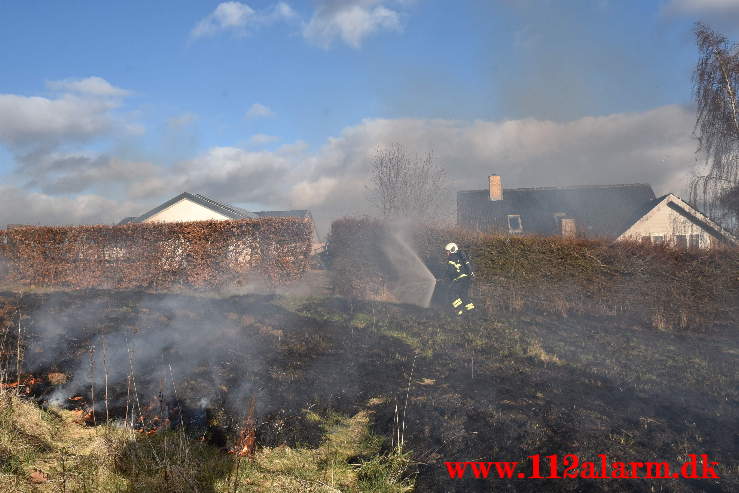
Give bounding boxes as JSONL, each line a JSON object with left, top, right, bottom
{"left": 690, "top": 22, "right": 739, "bottom": 231}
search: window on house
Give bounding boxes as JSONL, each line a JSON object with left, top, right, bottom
{"left": 507, "top": 214, "right": 523, "bottom": 233}
{"left": 641, "top": 236, "right": 651, "bottom": 245}
{"left": 652, "top": 235, "right": 664, "bottom": 245}
{"left": 689, "top": 234, "right": 701, "bottom": 249}
{"left": 674, "top": 235, "right": 688, "bottom": 249}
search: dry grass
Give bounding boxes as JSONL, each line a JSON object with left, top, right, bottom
{"left": 0, "top": 390, "right": 130, "bottom": 491}
{"left": 239, "top": 409, "right": 412, "bottom": 492}
{"left": 0, "top": 392, "right": 413, "bottom": 492}
{"left": 525, "top": 338, "right": 561, "bottom": 365}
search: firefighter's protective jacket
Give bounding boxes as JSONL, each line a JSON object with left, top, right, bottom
{"left": 446, "top": 250, "right": 474, "bottom": 282}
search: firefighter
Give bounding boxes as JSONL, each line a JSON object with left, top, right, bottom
{"left": 444, "top": 242, "right": 476, "bottom": 316}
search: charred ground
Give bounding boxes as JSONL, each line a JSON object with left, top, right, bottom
{"left": 0, "top": 289, "right": 736, "bottom": 492}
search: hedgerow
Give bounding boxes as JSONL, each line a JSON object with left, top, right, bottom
{"left": 326, "top": 217, "right": 739, "bottom": 330}
{"left": 0, "top": 218, "right": 313, "bottom": 290}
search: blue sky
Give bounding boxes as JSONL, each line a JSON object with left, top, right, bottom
{"left": 1, "top": 0, "right": 738, "bottom": 229}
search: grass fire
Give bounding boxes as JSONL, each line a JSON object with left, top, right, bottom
{"left": 1, "top": 5, "right": 739, "bottom": 492}
{"left": 0, "top": 219, "right": 736, "bottom": 492}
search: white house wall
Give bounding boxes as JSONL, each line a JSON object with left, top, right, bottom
{"left": 618, "top": 201, "right": 716, "bottom": 248}
{"left": 143, "top": 198, "right": 231, "bottom": 223}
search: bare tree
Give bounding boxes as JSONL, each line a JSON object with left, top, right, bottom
{"left": 367, "top": 143, "right": 449, "bottom": 224}
{"left": 690, "top": 22, "right": 739, "bottom": 231}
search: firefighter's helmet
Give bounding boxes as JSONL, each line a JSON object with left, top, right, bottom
{"left": 444, "top": 242, "right": 458, "bottom": 254}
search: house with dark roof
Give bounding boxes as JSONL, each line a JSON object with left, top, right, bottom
{"left": 615, "top": 193, "right": 736, "bottom": 247}
{"left": 458, "top": 175, "right": 736, "bottom": 248}
{"left": 118, "top": 192, "right": 312, "bottom": 225}
{"left": 118, "top": 192, "right": 316, "bottom": 242}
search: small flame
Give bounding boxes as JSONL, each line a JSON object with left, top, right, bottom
{"left": 230, "top": 396, "right": 257, "bottom": 457}
{"left": 1, "top": 376, "right": 42, "bottom": 392}
{"left": 71, "top": 409, "right": 95, "bottom": 425}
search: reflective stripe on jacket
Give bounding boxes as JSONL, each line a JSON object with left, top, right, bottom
{"left": 447, "top": 252, "right": 472, "bottom": 282}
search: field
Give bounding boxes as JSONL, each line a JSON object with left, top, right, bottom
{"left": 0, "top": 286, "right": 736, "bottom": 492}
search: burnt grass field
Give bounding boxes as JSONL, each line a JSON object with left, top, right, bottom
{"left": 0, "top": 288, "right": 737, "bottom": 492}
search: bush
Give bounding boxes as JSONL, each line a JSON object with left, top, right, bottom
{"left": 0, "top": 218, "right": 313, "bottom": 290}
{"left": 326, "top": 218, "right": 739, "bottom": 330}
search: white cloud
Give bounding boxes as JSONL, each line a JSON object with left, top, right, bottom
{"left": 0, "top": 93, "right": 117, "bottom": 148}
{"left": 0, "top": 98, "right": 700, "bottom": 234}
{"left": 289, "top": 176, "right": 340, "bottom": 208}
{"left": 190, "top": 1, "right": 297, "bottom": 39}
{"left": 0, "top": 82, "right": 148, "bottom": 224}
{"left": 124, "top": 105, "right": 693, "bottom": 233}
{"left": 18, "top": 151, "right": 159, "bottom": 196}
{"left": 170, "top": 146, "right": 292, "bottom": 205}
{"left": 281, "top": 105, "right": 698, "bottom": 231}
{"left": 0, "top": 186, "right": 142, "bottom": 227}
{"left": 304, "top": 1, "right": 402, "bottom": 48}
{"left": 191, "top": 2, "right": 255, "bottom": 38}
{"left": 190, "top": 1, "right": 407, "bottom": 48}
{"left": 245, "top": 103, "right": 275, "bottom": 119}
{"left": 0, "top": 77, "right": 133, "bottom": 150}
{"left": 47, "top": 76, "right": 130, "bottom": 97}
{"left": 265, "top": 1, "right": 297, "bottom": 22}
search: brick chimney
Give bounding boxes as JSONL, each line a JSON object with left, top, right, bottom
{"left": 488, "top": 175, "right": 503, "bottom": 201}
{"left": 560, "top": 218, "right": 576, "bottom": 238}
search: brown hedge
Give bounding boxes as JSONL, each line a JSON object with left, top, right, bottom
{"left": 0, "top": 218, "right": 313, "bottom": 290}
{"left": 326, "top": 217, "right": 739, "bottom": 331}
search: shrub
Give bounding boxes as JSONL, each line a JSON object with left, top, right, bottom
{"left": 0, "top": 218, "right": 313, "bottom": 290}
{"left": 326, "top": 218, "right": 738, "bottom": 330}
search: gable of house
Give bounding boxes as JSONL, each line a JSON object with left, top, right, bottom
{"left": 118, "top": 193, "right": 260, "bottom": 225}
{"left": 117, "top": 193, "right": 318, "bottom": 242}
{"left": 141, "top": 196, "right": 233, "bottom": 223}
{"left": 617, "top": 194, "right": 737, "bottom": 247}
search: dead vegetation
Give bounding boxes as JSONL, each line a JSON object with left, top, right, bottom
{"left": 326, "top": 218, "right": 739, "bottom": 330}
{"left": 0, "top": 217, "right": 313, "bottom": 290}
{"left": 0, "top": 287, "right": 736, "bottom": 492}
{"left": 0, "top": 390, "right": 410, "bottom": 492}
